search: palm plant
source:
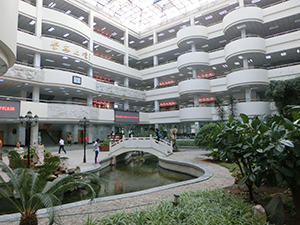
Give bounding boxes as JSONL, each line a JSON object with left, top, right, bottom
{"left": 0, "top": 150, "right": 101, "bottom": 225}
{"left": 215, "top": 97, "right": 225, "bottom": 121}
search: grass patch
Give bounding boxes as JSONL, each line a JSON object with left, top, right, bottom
{"left": 218, "top": 162, "right": 240, "bottom": 177}
{"left": 176, "top": 140, "right": 195, "bottom": 146}
{"left": 88, "top": 189, "right": 269, "bottom": 225}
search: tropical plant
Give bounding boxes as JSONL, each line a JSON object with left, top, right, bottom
{"left": 100, "top": 139, "right": 111, "bottom": 146}
{"left": 0, "top": 150, "right": 101, "bottom": 225}
{"left": 215, "top": 97, "right": 225, "bottom": 121}
{"left": 227, "top": 93, "right": 237, "bottom": 118}
{"left": 194, "top": 123, "right": 217, "bottom": 149}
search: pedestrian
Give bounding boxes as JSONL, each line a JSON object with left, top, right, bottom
{"left": 155, "top": 128, "right": 162, "bottom": 143}
{"left": 84, "top": 135, "right": 89, "bottom": 144}
{"left": 67, "top": 133, "right": 72, "bottom": 147}
{"left": 93, "top": 138, "right": 100, "bottom": 164}
{"left": 58, "top": 138, "right": 67, "bottom": 154}
{"left": 14, "top": 141, "right": 24, "bottom": 159}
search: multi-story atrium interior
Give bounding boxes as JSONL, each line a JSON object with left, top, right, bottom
{"left": 0, "top": 0, "right": 300, "bottom": 145}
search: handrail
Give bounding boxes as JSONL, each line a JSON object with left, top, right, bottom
{"left": 17, "top": 28, "right": 35, "bottom": 36}
{"left": 93, "top": 29, "right": 124, "bottom": 45}
{"left": 42, "top": 34, "right": 88, "bottom": 49}
{"left": 227, "top": 4, "right": 258, "bottom": 14}
{"left": 15, "top": 61, "right": 35, "bottom": 67}
{"left": 231, "top": 66, "right": 265, "bottom": 72}
{"left": 265, "top": 27, "right": 300, "bottom": 39}
{"left": 180, "top": 49, "right": 205, "bottom": 55}
{"left": 42, "top": 66, "right": 87, "bottom": 76}
{"left": 21, "top": 0, "right": 36, "bottom": 6}
{"left": 262, "top": 0, "right": 288, "bottom": 9}
{"left": 229, "top": 34, "right": 262, "bottom": 43}
{"left": 267, "top": 61, "right": 300, "bottom": 70}
{"left": 93, "top": 52, "right": 123, "bottom": 65}
{"left": 43, "top": 5, "right": 89, "bottom": 26}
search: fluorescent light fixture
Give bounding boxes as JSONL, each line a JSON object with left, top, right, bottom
{"left": 26, "top": 54, "right": 34, "bottom": 57}
{"left": 159, "top": 57, "right": 164, "bottom": 60}
{"left": 188, "top": 72, "right": 192, "bottom": 74}
{"left": 180, "top": 25, "right": 187, "bottom": 29}
{"left": 48, "top": 2, "right": 56, "bottom": 8}
{"left": 222, "top": 64, "right": 228, "bottom": 68}
{"left": 148, "top": 37, "right": 153, "bottom": 40}
{"left": 45, "top": 59, "right": 54, "bottom": 62}
{"left": 265, "top": 55, "right": 271, "bottom": 59}
{"left": 234, "top": 62, "right": 240, "bottom": 65}
{"left": 174, "top": 53, "right": 180, "bottom": 56}
{"left": 47, "top": 27, "right": 55, "bottom": 32}
{"left": 65, "top": 93, "right": 69, "bottom": 95}
{"left": 0, "top": 79, "right": 4, "bottom": 82}
{"left": 144, "top": 61, "right": 148, "bottom": 64}
{"left": 170, "top": 75, "right": 175, "bottom": 78}
{"left": 129, "top": 41, "right": 135, "bottom": 44}
{"left": 269, "top": 25, "right": 279, "bottom": 30}
{"left": 44, "top": 88, "right": 51, "bottom": 90}
{"left": 75, "top": 59, "right": 80, "bottom": 63}
{"left": 219, "top": 10, "right": 227, "bottom": 15}
{"left": 29, "top": 20, "right": 36, "bottom": 25}
{"left": 24, "top": 83, "right": 28, "bottom": 85}
{"left": 82, "top": 40, "right": 88, "bottom": 44}
{"left": 120, "top": 37, "right": 124, "bottom": 40}
{"left": 48, "top": 90, "right": 53, "bottom": 93}
{"left": 78, "top": 16, "right": 84, "bottom": 21}
{"left": 248, "top": 59, "right": 253, "bottom": 63}
{"left": 237, "top": 24, "right": 246, "bottom": 30}
{"left": 63, "top": 33, "right": 70, "bottom": 37}
{"left": 251, "top": 0, "right": 261, "bottom": 3}
{"left": 117, "top": 53, "right": 122, "bottom": 56}
{"left": 62, "top": 63, "right": 70, "bottom": 67}
{"left": 205, "top": 15, "right": 213, "bottom": 20}
{"left": 105, "top": 49, "right": 112, "bottom": 53}
{"left": 62, "top": 56, "right": 68, "bottom": 59}
{"left": 186, "top": 41, "right": 193, "bottom": 44}
{"left": 111, "top": 32, "right": 117, "bottom": 36}
{"left": 93, "top": 22, "right": 97, "bottom": 26}
{"left": 101, "top": 27, "right": 106, "bottom": 31}
{"left": 281, "top": 52, "right": 286, "bottom": 56}
{"left": 229, "top": 0, "right": 238, "bottom": 5}
{"left": 168, "top": 29, "right": 175, "bottom": 33}
{"left": 238, "top": 55, "right": 244, "bottom": 59}
{"left": 16, "top": 84, "right": 22, "bottom": 87}
{"left": 297, "top": 49, "right": 300, "bottom": 53}
{"left": 187, "top": 67, "right": 193, "bottom": 70}
{"left": 202, "top": 44, "right": 209, "bottom": 48}
{"left": 295, "top": 19, "right": 300, "bottom": 23}
{"left": 212, "top": 67, "right": 217, "bottom": 70}
{"left": 76, "top": 90, "right": 81, "bottom": 92}
{"left": 158, "top": 33, "right": 164, "bottom": 37}
{"left": 179, "top": 74, "right": 184, "bottom": 77}
{"left": 94, "top": 45, "right": 99, "bottom": 48}
{"left": 219, "top": 40, "right": 227, "bottom": 43}
{"left": 195, "top": 21, "right": 200, "bottom": 24}
{"left": 60, "top": 87, "right": 65, "bottom": 90}
{"left": 78, "top": 67, "right": 84, "bottom": 70}
{"left": 136, "top": 61, "right": 141, "bottom": 64}
{"left": 65, "top": 10, "right": 71, "bottom": 14}
{"left": 139, "top": 40, "right": 145, "bottom": 43}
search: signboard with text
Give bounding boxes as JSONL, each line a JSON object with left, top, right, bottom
{"left": 0, "top": 100, "right": 20, "bottom": 118}
{"left": 114, "top": 110, "right": 139, "bottom": 123}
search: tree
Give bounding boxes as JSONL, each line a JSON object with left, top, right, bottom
{"left": 227, "top": 93, "right": 237, "bottom": 118}
{"left": 215, "top": 97, "right": 225, "bottom": 121}
{"left": 266, "top": 76, "right": 300, "bottom": 117}
{"left": 0, "top": 151, "right": 101, "bottom": 225}
{"left": 194, "top": 123, "right": 217, "bottom": 149}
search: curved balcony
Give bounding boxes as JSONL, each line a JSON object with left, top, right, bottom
{"left": 224, "top": 37, "right": 265, "bottom": 61}
{"left": 223, "top": 6, "right": 263, "bottom": 34}
{"left": 0, "top": 0, "right": 19, "bottom": 75}
{"left": 237, "top": 101, "right": 270, "bottom": 117}
{"left": 180, "top": 107, "right": 212, "bottom": 121}
{"left": 177, "top": 26, "right": 208, "bottom": 47}
{"left": 178, "top": 79, "right": 211, "bottom": 95}
{"left": 177, "top": 51, "right": 209, "bottom": 71}
{"left": 226, "top": 68, "right": 268, "bottom": 89}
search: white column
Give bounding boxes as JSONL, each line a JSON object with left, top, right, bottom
{"left": 154, "top": 77, "right": 158, "bottom": 89}
{"left": 124, "top": 100, "right": 129, "bottom": 110}
{"left": 194, "top": 95, "right": 199, "bottom": 107}
{"left": 243, "top": 58, "right": 248, "bottom": 69}
{"left": 245, "top": 88, "right": 251, "bottom": 102}
{"left": 87, "top": 124, "right": 93, "bottom": 144}
{"left": 33, "top": 52, "right": 41, "bottom": 68}
{"left": 88, "top": 10, "right": 94, "bottom": 52}
{"left": 35, "top": 0, "right": 43, "bottom": 37}
{"left": 87, "top": 94, "right": 93, "bottom": 107}
{"left": 190, "top": 16, "right": 194, "bottom": 26}
{"left": 73, "top": 125, "right": 78, "bottom": 144}
{"left": 20, "top": 90, "right": 27, "bottom": 99}
{"left": 192, "top": 69, "right": 197, "bottom": 79}
{"left": 154, "top": 100, "right": 159, "bottom": 112}
{"left": 241, "top": 29, "right": 246, "bottom": 38}
{"left": 153, "top": 55, "right": 158, "bottom": 66}
{"left": 32, "top": 86, "right": 39, "bottom": 102}
{"left": 18, "top": 124, "right": 26, "bottom": 145}
{"left": 153, "top": 30, "right": 158, "bottom": 44}
{"left": 191, "top": 43, "right": 196, "bottom": 52}
{"left": 239, "top": 0, "right": 244, "bottom": 7}
{"left": 124, "top": 28, "right": 129, "bottom": 66}
{"left": 30, "top": 124, "right": 39, "bottom": 145}
{"left": 88, "top": 67, "right": 93, "bottom": 77}
{"left": 124, "top": 77, "right": 129, "bottom": 87}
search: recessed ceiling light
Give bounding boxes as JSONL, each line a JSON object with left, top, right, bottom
{"left": 297, "top": 49, "right": 300, "bottom": 53}
{"left": 222, "top": 64, "right": 228, "bottom": 68}
{"left": 237, "top": 24, "right": 246, "bottom": 30}
{"left": 219, "top": 40, "right": 227, "bottom": 43}
{"left": 48, "top": 90, "right": 53, "bottom": 93}
{"left": 179, "top": 74, "right": 184, "bottom": 77}
{"left": 78, "top": 67, "right": 84, "bottom": 70}
{"left": 111, "top": 32, "right": 117, "bottom": 36}
{"left": 63, "top": 33, "right": 69, "bottom": 37}
{"left": 212, "top": 67, "right": 217, "bottom": 70}
{"left": 148, "top": 37, "right": 153, "bottom": 40}
{"left": 248, "top": 59, "right": 253, "bottom": 63}
{"left": 78, "top": 16, "right": 84, "bottom": 21}
{"left": 62, "top": 63, "right": 70, "bottom": 67}
{"left": 62, "top": 56, "right": 68, "bottom": 59}
{"left": 266, "top": 55, "right": 271, "bottom": 59}
{"left": 281, "top": 52, "right": 286, "bottom": 56}
{"left": 120, "top": 37, "right": 124, "bottom": 40}
{"left": 129, "top": 41, "right": 135, "bottom": 44}
{"left": 29, "top": 20, "right": 36, "bottom": 25}
{"left": 101, "top": 27, "right": 106, "bottom": 31}
{"left": 93, "top": 22, "right": 97, "bottom": 26}
{"left": 76, "top": 90, "right": 81, "bottom": 92}
{"left": 144, "top": 61, "right": 148, "bottom": 64}
{"left": 75, "top": 59, "right": 80, "bottom": 63}
{"left": 82, "top": 40, "right": 88, "bottom": 44}
{"left": 238, "top": 56, "right": 244, "bottom": 59}
{"left": 44, "top": 88, "right": 51, "bottom": 90}
{"left": 65, "top": 10, "right": 71, "bottom": 14}
{"left": 47, "top": 27, "right": 55, "bottom": 32}
{"left": 234, "top": 62, "right": 240, "bottom": 65}
{"left": 26, "top": 54, "right": 34, "bottom": 57}
{"left": 168, "top": 29, "right": 175, "bottom": 33}
{"left": 158, "top": 57, "right": 164, "bottom": 60}
{"left": 186, "top": 41, "right": 193, "bottom": 44}
{"left": 174, "top": 53, "right": 180, "bottom": 56}
{"left": 269, "top": 25, "right": 279, "bottom": 30}
{"left": 48, "top": 2, "right": 56, "bottom": 8}
{"left": 158, "top": 33, "right": 164, "bottom": 37}
{"left": 45, "top": 59, "right": 54, "bottom": 62}
{"left": 219, "top": 10, "right": 227, "bottom": 15}
{"left": 136, "top": 61, "right": 141, "bottom": 64}
{"left": 94, "top": 45, "right": 99, "bottom": 48}
{"left": 202, "top": 44, "right": 209, "bottom": 48}
{"left": 205, "top": 15, "right": 213, "bottom": 20}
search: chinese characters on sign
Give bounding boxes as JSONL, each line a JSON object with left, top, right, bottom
{"left": 0, "top": 100, "right": 20, "bottom": 118}
{"left": 50, "top": 41, "right": 91, "bottom": 60}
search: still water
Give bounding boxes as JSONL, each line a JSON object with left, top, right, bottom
{"left": 62, "top": 155, "right": 196, "bottom": 203}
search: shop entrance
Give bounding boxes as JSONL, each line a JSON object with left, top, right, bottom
{"left": 78, "top": 130, "right": 83, "bottom": 144}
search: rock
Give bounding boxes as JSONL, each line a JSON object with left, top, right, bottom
{"left": 54, "top": 171, "right": 63, "bottom": 175}
{"left": 74, "top": 166, "right": 81, "bottom": 173}
{"left": 252, "top": 205, "right": 267, "bottom": 223}
{"left": 265, "top": 195, "right": 284, "bottom": 225}
{"left": 67, "top": 168, "right": 75, "bottom": 174}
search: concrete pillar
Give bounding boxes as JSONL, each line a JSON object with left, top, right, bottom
{"left": 73, "top": 125, "right": 78, "bottom": 143}
{"left": 17, "top": 124, "right": 26, "bottom": 145}
{"left": 191, "top": 43, "right": 196, "bottom": 52}
{"left": 20, "top": 90, "right": 27, "bottom": 99}
{"left": 88, "top": 67, "right": 93, "bottom": 77}
{"left": 153, "top": 30, "right": 158, "bottom": 44}
{"left": 124, "top": 77, "right": 129, "bottom": 87}
{"left": 35, "top": 0, "right": 43, "bottom": 37}
{"left": 192, "top": 69, "right": 197, "bottom": 79}
{"left": 241, "top": 29, "right": 246, "bottom": 38}
{"left": 194, "top": 95, "right": 199, "bottom": 107}
{"left": 87, "top": 94, "right": 93, "bottom": 107}
{"left": 245, "top": 88, "right": 251, "bottom": 102}
{"left": 154, "top": 77, "right": 158, "bottom": 89}
{"left": 124, "top": 100, "right": 129, "bottom": 110}
{"left": 154, "top": 100, "right": 159, "bottom": 112}
{"left": 153, "top": 55, "right": 158, "bottom": 66}
{"left": 190, "top": 16, "right": 194, "bottom": 26}
{"left": 33, "top": 52, "right": 41, "bottom": 68}
{"left": 88, "top": 10, "right": 94, "bottom": 52}
{"left": 243, "top": 58, "right": 248, "bottom": 69}
{"left": 124, "top": 28, "right": 129, "bottom": 66}
{"left": 32, "top": 86, "right": 39, "bottom": 102}
{"left": 30, "top": 124, "right": 39, "bottom": 145}
{"left": 87, "top": 124, "right": 93, "bottom": 144}
{"left": 239, "top": 0, "right": 244, "bottom": 7}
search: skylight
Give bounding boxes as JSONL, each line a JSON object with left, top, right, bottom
{"left": 81, "top": 0, "right": 218, "bottom": 32}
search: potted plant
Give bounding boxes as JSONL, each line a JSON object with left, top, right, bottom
{"left": 100, "top": 139, "right": 111, "bottom": 152}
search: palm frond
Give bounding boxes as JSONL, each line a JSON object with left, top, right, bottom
{"left": 0, "top": 149, "right": 24, "bottom": 169}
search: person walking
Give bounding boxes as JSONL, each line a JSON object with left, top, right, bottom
{"left": 93, "top": 138, "right": 100, "bottom": 164}
{"left": 67, "top": 133, "right": 72, "bottom": 147}
{"left": 58, "top": 138, "right": 67, "bottom": 154}
{"left": 155, "top": 128, "right": 162, "bottom": 143}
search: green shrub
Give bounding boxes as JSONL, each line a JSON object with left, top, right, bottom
{"left": 176, "top": 140, "right": 195, "bottom": 146}
{"left": 194, "top": 123, "right": 217, "bottom": 148}
{"left": 96, "top": 189, "right": 268, "bottom": 225}
{"left": 100, "top": 139, "right": 111, "bottom": 146}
